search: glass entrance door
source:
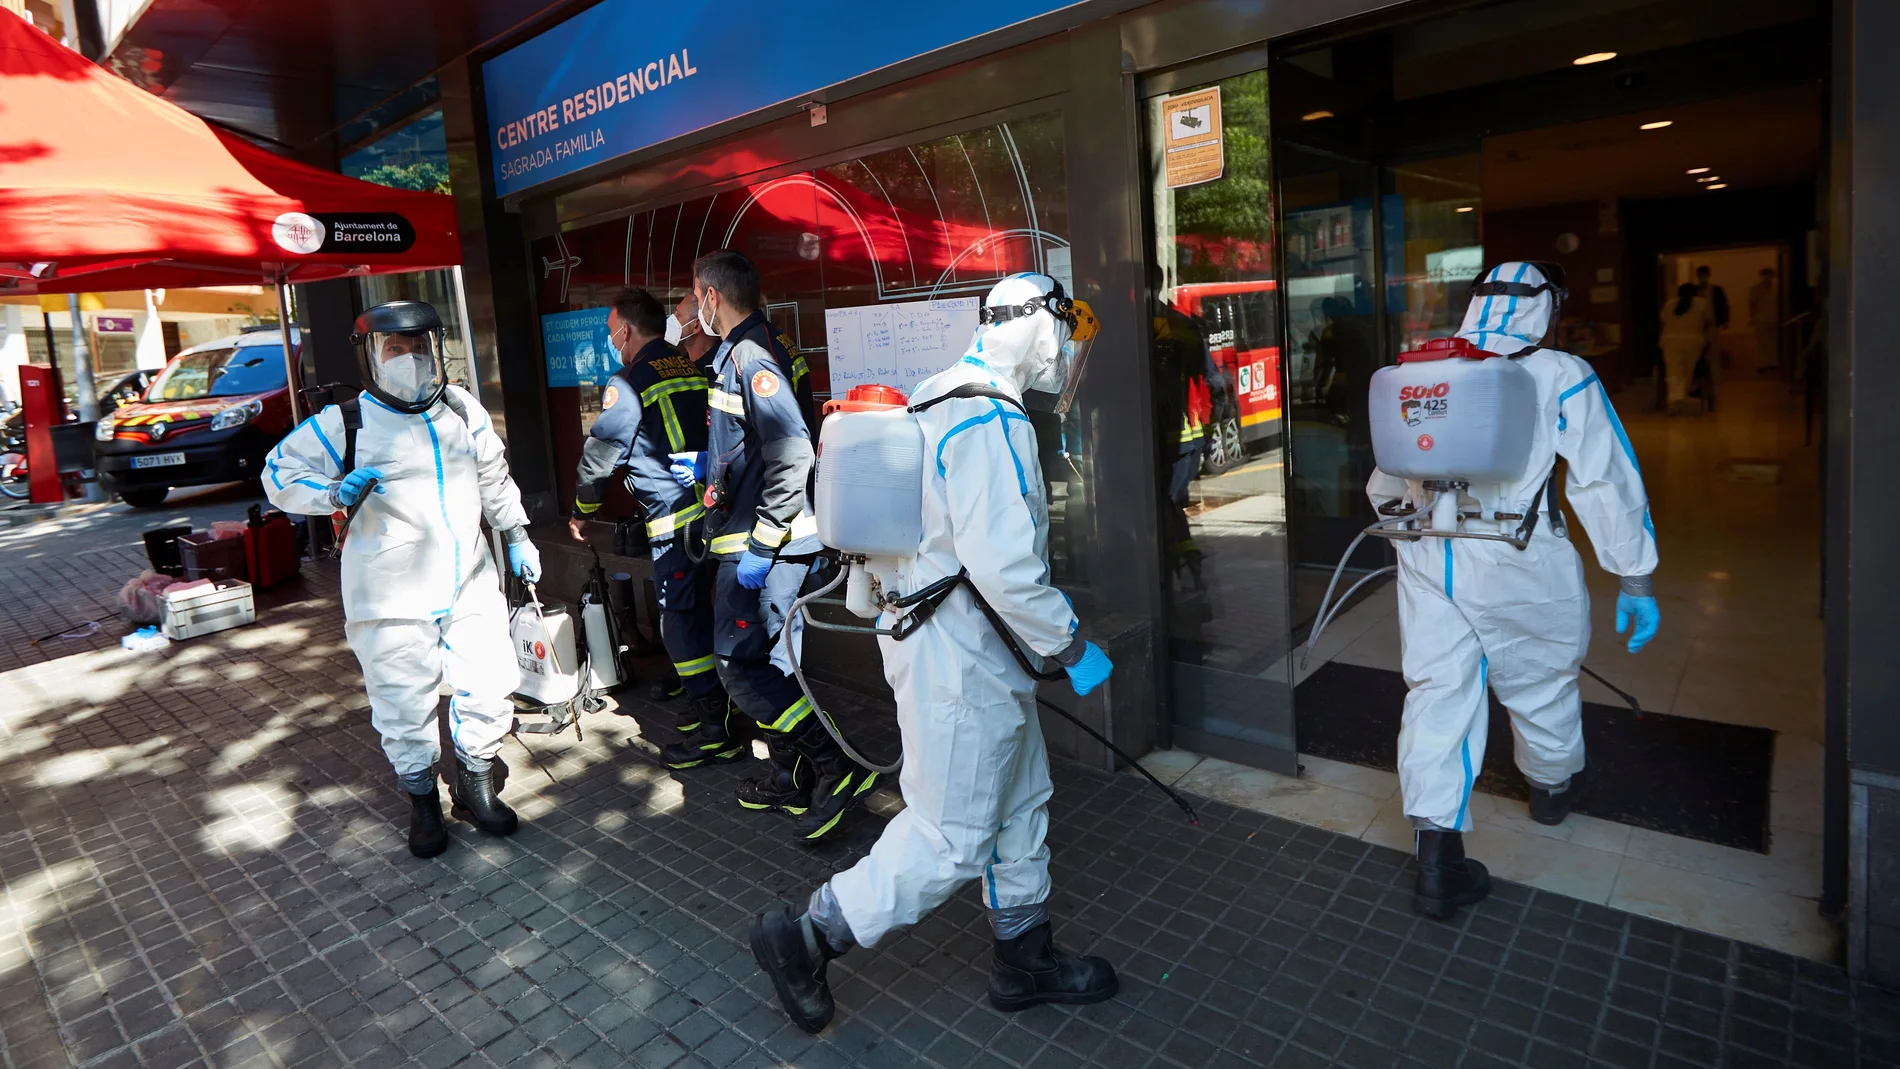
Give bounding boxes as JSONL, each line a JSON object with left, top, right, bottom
{"left": 1142, "top": 67, "right": 1297, "bottom": 773}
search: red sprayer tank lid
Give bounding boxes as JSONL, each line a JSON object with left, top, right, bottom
{"left": 1396, "top": 336, "right": 1503, "bottom": 364}
{"left": 821, "top": 383, "right": 910, "bottom": 415}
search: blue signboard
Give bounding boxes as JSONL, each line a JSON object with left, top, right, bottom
{"left": 540, "top": 308, "right": 617, "bottom": 388}
{"left": 482, "top": 0, "right": 1081, "bottom": 198}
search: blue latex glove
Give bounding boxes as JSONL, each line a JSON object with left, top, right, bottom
{"left": 507, "top": 540, "right": 542, "bottom": 583}
{"left": 333, "top": 466, "right": 384, "bottom": 507}
{"left": 735, "top": 550, "right": 773, "bottom": 590}
{"left": 1065, "top": 641, "right": 1113, "bottom": 697}
{"left": 1615, "top": 593, "right": 1660, "bottom": 654}
{"left": 668, "top": 451, "right": 706, "bottom": 488}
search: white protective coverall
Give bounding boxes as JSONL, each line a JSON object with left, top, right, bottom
{"left": 826, "top": 280, "right": 1080, "bottom": 947}
{"left": 263, "top": 386, "right": 530, "bottom": 777}
{"left": 1368, "top": 262, "right": 1658, "bottom": 831}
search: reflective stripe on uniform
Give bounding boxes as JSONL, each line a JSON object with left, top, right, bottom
{"left": 646, "top": 501, "right": 705, "bottom": 539}
{"left": 642, "top": 378, "right": 709, "bottom": 452}
{"left": 751, "top": 519, "right": 788, "bottom": 547}
{"left": 710, "top": 388, "right": 745, "bottom": 414}
{"left": 791, "top": 355, "right": 810, "bottom": 384}
{"left": 710, "top": 532, "right": 751, "bottom": 555}
{"left": 769, "top": 695, "right": 812, "bottom": 733}
{"left": 574, "top": 500, "right": 602, "bottom": 514}
{"left": 674, "top": 654, "right": 716, "bottom": 677}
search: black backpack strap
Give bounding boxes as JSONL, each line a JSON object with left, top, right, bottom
{"left": 908, "top": 382, "right": 1027, "bottom": 415}
{"left": 339, "top": 397, "right": 362, "bottom": 477}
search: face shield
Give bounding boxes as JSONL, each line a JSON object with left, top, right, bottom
{"left": 360, "top": 329, "right": 447, "bottom": 411}
{"left": 980, "top": 278, "right": 1098, "bottom": 413}
{"left": 1050, "top": 299, "right": 1099, "bottom": 417}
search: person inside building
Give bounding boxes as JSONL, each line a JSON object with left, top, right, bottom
{"left": 569, "top": 287, "right": 738, "bottom": 768}
{"left": 264, "top": 300, "right": 539, "bottom": 859}
{"left": 749, "top": 273, "right": 1118, "bottom": 1035}
{"left": 667, "top": 249, "right": 876, "bottom": 842}
{"left": 1368, "top": 261, "right": 1661, "bottom": 922}
{"left": 1660, "top": 282, "right": 1715, "bottom": 414}
{"left": 1749, "top": 266, "right": 1780, "bottom": 375}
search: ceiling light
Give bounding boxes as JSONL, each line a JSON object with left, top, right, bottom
{"left": 1686, "top": 166, "right": 1711, "bottom": 174}
{"left": 1640, "top": 120, "right": 1673, "bottom": 131}
{"left": 1707, "top": 183, "right": 1728, "bottom": 190}
{"left": 1573, "top": 52, "right": 1617, "bottom": 65}
{"left": 1696, "top": 175, "right": 1721, "bottom": 183}
{"left": 1455, "top": 206, "right": 1475, "bottom": 213}
{"left": 1302, "top": 110, "right": 1334, "bottom": 121}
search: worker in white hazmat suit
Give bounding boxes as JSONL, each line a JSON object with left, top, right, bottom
{"left": 750, "top": 274, "right": 1118, "bottom": 1034}
{"left": 1368, "top": 262, "right": 1661, "bottom": 921}
{"left": 264, "top": 301, "right": 540, "bottom": 859}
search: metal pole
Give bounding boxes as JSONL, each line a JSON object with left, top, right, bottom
{"left": 64, "top": 293, "right": 103, "bottom": 502}
{"left": 277, "top": 281, "right": 302, "bottom": 423}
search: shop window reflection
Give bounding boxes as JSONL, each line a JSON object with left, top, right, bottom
{"left": 530, "top": 112, "right": 1085, "bottom": 586}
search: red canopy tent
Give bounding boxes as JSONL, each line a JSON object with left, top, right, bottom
{"left": 0, "top": 10, "right": 462, "bottom": 415}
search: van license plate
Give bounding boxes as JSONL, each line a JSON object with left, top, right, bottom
{"left": 132, "top": 452, "right": 187, "bottom": 469}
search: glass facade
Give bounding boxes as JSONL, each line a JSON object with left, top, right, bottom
{"left": 531, "top": 113, "right": 1087, "bottom": 582}
{"left": 1143, "top": 69, "right": 1297, "bottom": 759}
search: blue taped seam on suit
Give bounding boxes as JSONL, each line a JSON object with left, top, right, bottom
{"left": 424, "top": 412, "right": 459, "bottom": 618}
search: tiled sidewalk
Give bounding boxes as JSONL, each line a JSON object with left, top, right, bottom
{"left": 0, "top": 516, "right": 1896, "bottom": 1068}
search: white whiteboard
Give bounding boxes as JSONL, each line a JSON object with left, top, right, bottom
{"left": 825, "top": 297, "right": 980, "bottom": 394}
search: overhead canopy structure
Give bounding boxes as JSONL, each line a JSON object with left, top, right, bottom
{"left": 0, "top": 10, "right": 461, "bottom": 295}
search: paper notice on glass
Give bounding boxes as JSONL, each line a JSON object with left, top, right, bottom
{"left": 1162, "top": 86, "right": 1224, "bottom": 189}
{"left": 825, "top": 297, "right": 980, "bottom": 394}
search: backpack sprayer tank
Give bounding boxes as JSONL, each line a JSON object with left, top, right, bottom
{"left": 1302, "top": 336, "right": 1544, "bottom": 672}
{"left": 1368, "top": 336, "right": 1539, "bottom": 534}
{"left": 813, "top": 385, "right": 922, "bottom": 617}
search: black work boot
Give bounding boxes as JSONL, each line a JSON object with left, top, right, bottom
{"left": 737, "top": 735, "right": 812, "bottom": 815}
{"left": 407, "top": 789, "right": 448, "bottom": 859}
{"left": 449, "top": 758, "right": 519, "bottom": 836}
{"left": 1414, "top": 828, "right": 1491, "bottom": 921}
{"left": 650, "top": 671, "right": 685, "bottom": 703}
{"left": 1527, "top": 768, "right": 1588, "bottom": 826}
{"left": 750, "top": 905, "right": 842, "bottom": 1034}
{"left": 661, "top": 696, "right": 753, "bottom": 769}
{"left": 988, "top": 923, "right": 1119, "bottom": 1012}
{"left": 789, "top": 720, "right": 878, "bottom": 844}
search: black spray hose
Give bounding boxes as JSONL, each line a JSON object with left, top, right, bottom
{"left": 789, "top": 564, "right": 1200, "bottom": 824}
{"left": 330, "top": 476, "right": 379, "bottom": 559}
{"left": 1580, "top": 665, "right": 1645, "bottom": 719}
{"left": 958, "top": 589, "right": 1200, "bottom": 826}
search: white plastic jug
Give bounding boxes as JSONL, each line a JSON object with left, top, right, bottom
{"left": 815, "top": 405, "right": 924, "bottom": 558}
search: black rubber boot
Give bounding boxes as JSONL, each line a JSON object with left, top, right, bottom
{"left": 449, "top": 758, "right": 519, "bottom": 837}
{"left": 661, "top": 696, "right": 753, "bottom": 769}
{"left": 1414, "top": 828, "right": 1491, "bottom": 921}
{"left": 407, "top": 789, "right": 449, "bottom": 859}
{"left": 650, "top": 672, "right": 685, "bottom": 703}
{"left": 789, "top": 720, "right": 878, "bottom": 844}
{"left": 750, "top": 905, "right": 841, "bottom": 1034}
{"left": 1527, "top": 768, "right": 1588, "bottom": 826}
{"left": 737, "top": 735, "right": 812, "bottom": 815}
{"left": 988, "top": 923, "right": 1119, "bottom": 1012}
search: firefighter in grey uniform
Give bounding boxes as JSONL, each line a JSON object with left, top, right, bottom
{"left": 569, "top": 289, "right": 746, "bottom": 767}
{"left": 670, "top": 250, "right": 877, "bottom": 843}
